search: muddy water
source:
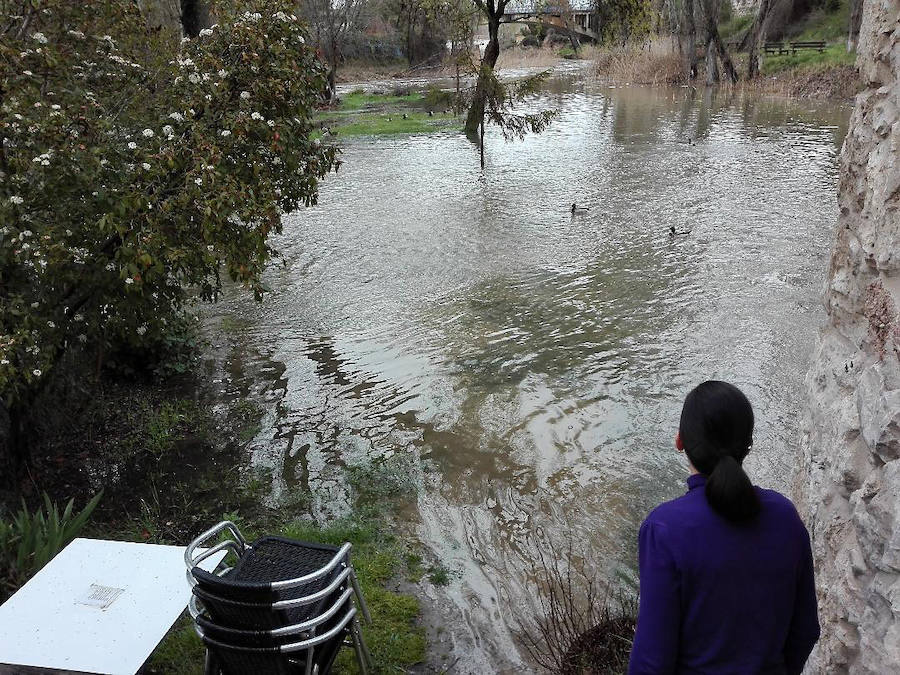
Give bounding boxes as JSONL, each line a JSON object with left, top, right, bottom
{"left": 204, "top": 71, "right": 850, "bottom": 672}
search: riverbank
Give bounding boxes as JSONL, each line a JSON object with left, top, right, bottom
{"left": 594, "top": 46, "right": 859, "bottom": 100}
{"left": 0, "top": 363, "right": 432, "bottom": 673}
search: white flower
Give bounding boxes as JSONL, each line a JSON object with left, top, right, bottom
{"left": 194, "top": 177, "right": 203, "bottom": 185}
{"left": 142, "top": 128, "right": 154, "bottom": 138}
{"left": 23, "top": 70, "right": 33, "bottom": 76}
{"left": 250, "top": 112, "right": 263, "bottom": 121}
{"left": 100, "top": 159, "right": 109, "bottom": 166}
{"left": 272, "top": 157, "right": 282, "bottom": 165}
{"left": 218, "top": 69, "right": 227, "bottom": 78}
{"left": 124, "top": 277, "right": 134, "bottom": 285}
{"left": 220, "top": 129, "right": 231, "bottom": 137}
{"left": 162, "top": 124, "right": 174, "bottom": 138}
{"left": 51, "top": 104, "right": 61, "bottom": 110}
{"left": 67, "top": 30, "right": 86, "bottom": 39}
{"left": 0, "top": 360, "right": 8, "bottom": 365}
{"left": 31, "top": 32, "right": 48, "bottom": 44}
{"left": 127, "top": 141, "right": 137, "bottom": 150}
{"left": 74, "top": 313, "right": 84, "bottom": 322}
{"left": 9, "top": 196, "right": 23, "bottom": 205}
{"left": 106, "top": 263, "right": 116, "bottom": 271}
{"left": 188, "top": 73, "right": 200, "bottom": 84}
{"left": 31, "top": 302, "right": 39, "bottom": 308}
{"left": 142, "top": 162, "right": 151, "bottom": 170}
{"left": 47, "top": 321, "right": 55, "bottom": 328}
{"left": 78, "top": 334, "right": 87, "bottom": 343}
{"left": 267, "top": 120, "right": 275, "bottom": 127}
{"left": 199, "top": 28, "right": 214, "bottom": 37}
{"left": 169, "top": 112, "right": 185, "bottom": 122}
{"left": 240, "top": 91, "right": 250, "bottom": 100}
{"left": 136, "top": 325, "right": 148, "bottom": 335}
{"left": 33, "top": 369, "right": 42, "bottom": 377}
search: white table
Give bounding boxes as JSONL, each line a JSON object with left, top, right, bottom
{"left": 0, "top": 538, "right": 225, "bottom": 675}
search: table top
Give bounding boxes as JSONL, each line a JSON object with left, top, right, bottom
{"left": 0, "top": 538, "right": 223, "bottom": 675}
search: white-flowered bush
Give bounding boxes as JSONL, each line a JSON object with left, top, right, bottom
{"left": 0, "top": 0, "right": 337, "bottom": 441}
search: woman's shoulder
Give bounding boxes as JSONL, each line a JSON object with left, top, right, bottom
{"left": 756, "top": 486, "right": 802, "bottom": 515}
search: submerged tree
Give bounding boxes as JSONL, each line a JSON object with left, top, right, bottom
{"left": 463, "top": 0, "right": 509, "bottom": 138}
{"left": 746, "top": 0, "right": 775, "bottom": 78}
{"left": 700, "top": 0, "right": 738, "bottom": 84}
{"left": 0, "top": 0, "right": 338, "bottom": 469}
{"left": 475, "top": 69, "right": 558, "bottom": 167}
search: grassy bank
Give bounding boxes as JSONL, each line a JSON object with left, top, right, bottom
{"left": 595, "top": 0, "right": 859, "bottom": 100}
{"left": 320, "top": 89, "right": 458, "bottom": 137}
{"left": 0, "top": 374, "right": 429, "bottom": 674}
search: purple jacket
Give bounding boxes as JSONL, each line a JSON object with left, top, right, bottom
{"left": 628, "top": 474, "right": 820, "bottom": 674}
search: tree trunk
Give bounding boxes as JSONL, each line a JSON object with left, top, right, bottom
{"left": 480, "top": 119, "right": 485, "bottom": 168}
{"left": 705, "top": 35, "right": 719, "bottom": 84}
{"left": 327, "top": 35, "right": 338, "bottom": 101}
{"left": 847, "top": 0, "right": 863, "bottom": 52}
{"left": 746, "top": 0, "right": 773, "bottom": 79}
{"left": 464, "top": 15, "right": 500, "bottom": 138}
{"left": 180, "top": 0, "right": 211, "bottom": 38}
{"left": 713, "top": 30, "right": 739, "bottom": 83}
{"left": 684, "top": 0, "right": 698, "bottom": 80}
{"left": 702, "top": 0, "right": 738, "bottom": 85}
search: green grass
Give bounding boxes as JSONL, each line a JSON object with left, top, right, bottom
{"left": 332, "top": 111, "right": 456, "bottom": 137}
{"left": 718, "top": 0, "right": 849, "bottom": 45}
{"left": 144, "top": 400, "right": 200, "bottom": 455}
{"left": 793, "top": 0, "right": 850, "bottom": 42}
{"left": 338, "top": 91, "right": 424, "bottom": 111}
{"left": 762, "top": 42, "right": 856, "bottom": 74}
{"left": 720, "top": 13, "right": 754, "bottom": 41}
{"left": 147, "top": 514, "right": 425, "bottom": 674}
{"left": 318, "top": 87, "right": 459, "bottom": 137}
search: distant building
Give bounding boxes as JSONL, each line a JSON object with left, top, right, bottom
{"left": 504, "top": 0, "right": 599, "bottom": 40}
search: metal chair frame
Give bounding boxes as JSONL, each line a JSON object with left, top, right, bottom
{"left": 185, "top": 521, "right": 374, "bottom": 674}
{"left": 185, "top": 521, "right": 371, "bottom": 623}
{"left": 199, "top": 605, "right": 372, "bottom": 675}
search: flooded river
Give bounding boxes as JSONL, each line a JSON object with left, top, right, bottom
{"left": 204, "top": 67, "right": 850, "bottom": 672}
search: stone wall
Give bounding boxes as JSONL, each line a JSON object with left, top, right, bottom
{"left": 796, "top": 0, "right": 900, "bottom": 672}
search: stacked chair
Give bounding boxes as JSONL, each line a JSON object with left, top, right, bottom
{"left": 185, "top": 521, "right": 373, "bottom": 675}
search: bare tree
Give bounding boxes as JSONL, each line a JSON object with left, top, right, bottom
{"left": 745, "top": 0, "right": 775, "bottom": 78}
{"left": 700, "top": 0, "right": 737, "bottom": 84}
{"left": 683, "top": 0, "right": 698, "bottom": 79}
{"left": 300, "top": 0, "right": 369, "bottom": 99}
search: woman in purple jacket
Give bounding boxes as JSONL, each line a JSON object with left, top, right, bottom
{"left": 629, "top": 381, "right": 820, "bottom": 674}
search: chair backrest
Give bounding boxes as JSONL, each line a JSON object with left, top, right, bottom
{"left": 193, "top": 587, "right": 355, "bottom": 645}
{"left": 192, "top": 563, "right": 352, "bottom": 629}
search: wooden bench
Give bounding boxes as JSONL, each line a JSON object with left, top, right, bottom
{"left": 764, "top": 41, "right": 790, "bottom": 55}
{"left": 790, "top": 40, "right": 826, "bottom": 53}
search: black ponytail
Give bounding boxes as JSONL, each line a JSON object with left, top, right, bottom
{"left": 679, "top": 381, "right": 761, "bottom": 523}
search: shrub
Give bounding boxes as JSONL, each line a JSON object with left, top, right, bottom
{"left": 0, "top": 1, "right": 338, "bottom": 463}
{"left": 0, "top": 492, "right": 102, "bottom": 599}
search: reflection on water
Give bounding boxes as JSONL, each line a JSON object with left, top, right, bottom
{"left": 204, "top": 74, "right": 849, "bottom": 671}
